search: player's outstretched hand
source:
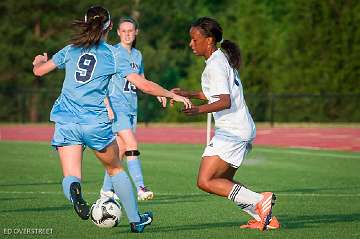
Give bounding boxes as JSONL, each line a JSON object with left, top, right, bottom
{"left": 33, "top": 53, "right": 48, "bottom": 66}
{"left": 171, "top": 88, "right": 183, "bottom": 95}
{"left": 171, "top": 94, "right": 192, "bottom": 109}
{"left": 156, "top": 96, "right": 167, "bottom": 108}
{"left": 170, "top": 88, "right": 184, "bottom": 107}
{"left": 183, "top": 106, "right": 200, "bottom": 116}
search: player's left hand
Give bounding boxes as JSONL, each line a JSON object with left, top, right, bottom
{"left": 183, "top": 106, "right": 200, "bottom": 116}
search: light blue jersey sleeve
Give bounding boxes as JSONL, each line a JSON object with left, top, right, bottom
{"left": 52, "top": 45, "right": 71, "bottom": 70}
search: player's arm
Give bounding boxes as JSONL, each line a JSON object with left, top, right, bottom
{"left": 140, "top": 73, "right": 167, "bottom": 108}
{"left": 171, "top": 88, "right": 207, "bottom": 100}
{"left": 126, "top": 73, "right": 191, "bottom": 109}
{"left": 183, "top": 94, "right": 231, "bottom": 116}
{"left": 33, "top": 53, "right": 57, "bottom": 77}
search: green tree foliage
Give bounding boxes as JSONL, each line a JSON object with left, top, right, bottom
{"left": 0, "top": 0, "right": 358, "bottom": 122}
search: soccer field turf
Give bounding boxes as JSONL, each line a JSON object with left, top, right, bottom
{"left": 0, "top": 141, "right": 359, "bottom": 238}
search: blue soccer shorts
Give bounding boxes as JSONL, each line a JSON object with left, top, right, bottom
{"left": 112, "top": 111, "right": 137, "bottom": 133}
{"left": 52, "top": 122, "right": 115, "bottom": 151}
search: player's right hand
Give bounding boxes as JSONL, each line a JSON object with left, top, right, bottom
{"left": 32, "top": 53, "right": 48, "bottom": 66}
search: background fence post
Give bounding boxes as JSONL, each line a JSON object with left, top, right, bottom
{"left": 270, "top": 94, "right": 275, "bottom": 127}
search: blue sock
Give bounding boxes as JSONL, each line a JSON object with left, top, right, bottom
{"left": 127, "top": 158, "right": 144, "bottom": 191}
{"left": 111, "top": 171, "right": 140, "bottom": 223}
{"left": 102, "top": 171, "right": 113, "bottom": 192}
{"left": 62, "top": 176, "right": 80, "bottom": 202}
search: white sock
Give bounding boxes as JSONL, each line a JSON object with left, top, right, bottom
{"left": 228, "top": 184, "right": 263, "bottom": 221}
{"left": 238, "top": 204, "right": 261, "bottom": 221}
{"left": 228, "top": 184, "right": 263, "bottom": 205}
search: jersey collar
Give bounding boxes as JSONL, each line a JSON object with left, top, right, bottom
{"left": 205, "top": 48, "right": 221, "bottom": 65}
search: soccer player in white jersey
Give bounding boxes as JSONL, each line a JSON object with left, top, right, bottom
{"left": 32, "top": 6, "right": 190, "bottom": 233}
{"left": 100, "top": 17, "right": 157, "bottom": 202}
{"left": 172, "top": 17, "right": 280, "bottom": 231}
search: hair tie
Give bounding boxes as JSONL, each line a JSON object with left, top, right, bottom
{"left": 84, "top": 13, "right": 111, "bottom": 31}
{"left": 103, "top": 18, "right": 111, "bottom": 30}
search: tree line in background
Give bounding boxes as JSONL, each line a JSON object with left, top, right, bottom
{"left": 0, "top": 0, "right": 359, "bottom": 123}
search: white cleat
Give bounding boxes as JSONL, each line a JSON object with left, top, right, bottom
{"left": 100, "top": 189, "right": 120, "bottom": 201}
{"left": 137, "top": 186, "right": 154, "bottom": 201}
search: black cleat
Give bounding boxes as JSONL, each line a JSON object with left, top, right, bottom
{"left": 70, "top": 182, "right": 90, "bottom": 220}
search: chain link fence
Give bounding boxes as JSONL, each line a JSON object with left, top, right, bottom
{"left": 0, "top": 89, "right": 359, "bottom": 124}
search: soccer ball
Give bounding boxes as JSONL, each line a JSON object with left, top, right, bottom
{"left": 90, "top": 198, "right": 122, "bottom": 228}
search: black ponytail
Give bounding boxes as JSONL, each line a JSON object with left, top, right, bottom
{"left": 220, "top": 40, "right": 242, "bottom": 70}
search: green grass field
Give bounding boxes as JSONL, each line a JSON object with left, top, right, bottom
{"left": 0, "top": 141, "right": 359, "bottom": 238}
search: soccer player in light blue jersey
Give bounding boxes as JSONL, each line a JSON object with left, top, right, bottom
{"left": 32, "top": 6, "right": 190, "bottom": 233}
{"left": 100, "top": 17, "right": 188, "bottom": 200}
{"left": 100, "top": 17, "right": 159, "bottom": 202}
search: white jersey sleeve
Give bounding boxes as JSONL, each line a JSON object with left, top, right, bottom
{"left": 206, "top": 61, "right": 230, "bottom": 97}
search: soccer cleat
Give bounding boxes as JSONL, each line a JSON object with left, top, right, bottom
{"left": 240, "top": 219, "right": 259, "bottom": 229}
{"left": 130, "top": 211, "right": 153, "bottom": 233}
{"left": 137, "top": 186, "right": 154, "bottom": 201}
{"left": 240, "top": 216, "right": 280, "bottom": 230}
{"left": 70, "top": 182, "right": 90, "bottom": 220}
{"left": 100, "top": 189, "right": 120, "bottom": 201}
{"left": 266, "top": 216, "right": 280, "bottom": 229}
{"left": 255, "top": 192, "right": 276, "bottom": 231}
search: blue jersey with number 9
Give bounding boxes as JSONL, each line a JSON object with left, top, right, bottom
{"left": 50, "top": 41, "right": 122, "bottom": 124}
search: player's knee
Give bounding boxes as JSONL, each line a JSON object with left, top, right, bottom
{"left": 197, "top": 177, "right": 210, "bottom": 192}
{"left": 124, "top": 137, "right": 137, "bottom": 149}
{"left": 126, "top": 143, "right": 138, "bottom": 151}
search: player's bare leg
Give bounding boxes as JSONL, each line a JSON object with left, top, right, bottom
{"left": 95, "top": 140, "right": 152, "bottom": 232}
{"left": 58, "top": 145, "right": 90, "bottom": 220}
{"left": 197, "top": 155, "right": 276, "bottom": 231}
{"left": 197, "top": 155, "right": 236, "bottom": 196}
{"left": 118, "top": 130, "right": 154, "bottom": 201}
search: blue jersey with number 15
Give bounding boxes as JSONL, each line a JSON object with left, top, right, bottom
{"left": 108, "top": 43, "right": 144, "bottom": 114}
{"left": 50, "top": 41, "right": 122, "bottom": 124}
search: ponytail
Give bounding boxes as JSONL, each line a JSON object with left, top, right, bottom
{"left": 70, "top": 6, "right": 111, "bottom": 49}
{"left": 220, "top": 39, "right": 242, "bottom": 70}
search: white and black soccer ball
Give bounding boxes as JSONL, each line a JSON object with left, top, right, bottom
{"left": 90, "top": 198, "right": 122, "bottom": 228}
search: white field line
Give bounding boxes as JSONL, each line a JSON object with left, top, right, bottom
{"left": 0, "top": 191, "right": 359, "bottom": 197}
{"left": 256, "top": 148, "right": 360, "bottom": 159}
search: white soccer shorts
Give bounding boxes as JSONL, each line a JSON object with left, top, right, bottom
{"left": 202, "top": 134, "right": 253, "bottom": 168}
